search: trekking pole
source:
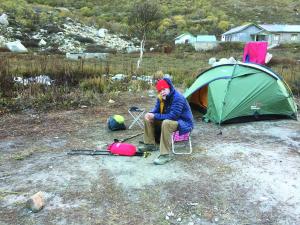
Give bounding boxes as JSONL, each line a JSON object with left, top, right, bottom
{"left": 67, "top": 132, "right": 146, "bottom": 157}
{"left": 67, "top": 149, "right": 112, "bottom": 156}
{"left": 113, "top": 132, "right": 144, "bottom": 143}
{"left": 67, "top": 149, "right": 149, "bottom": 157}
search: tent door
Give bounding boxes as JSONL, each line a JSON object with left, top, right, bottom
{"left": 189, "top": 85, "right": 208, "bottom": 109}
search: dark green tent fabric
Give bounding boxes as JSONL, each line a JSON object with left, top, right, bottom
{"left": 184, "top": 63, "right": 298, "bottom": 124}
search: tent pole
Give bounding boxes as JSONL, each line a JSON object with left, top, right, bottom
{"left": 218, "top": 63, "right": 239, "bottom": 133}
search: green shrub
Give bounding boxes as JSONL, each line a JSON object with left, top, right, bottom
{"left": 174, "top": 44, "right": 195, "bottom": 53}
{"left": 217, "top": 42, "right": 244, "bottom": 51}
{"left": 128, "top": 80, "right": 151, "bottom": 92}
{"left": 274, "top": 43, "right": 300, "bottom": 50}
{"left": 267, "top": 57, "right": 298, "bottom": 67}
{"left": 79, "top": 77, "right": 107, "bottom": 93}
{"left": 290, "top": 79, "right": 300, "bottom": 96}
{"left": 105, "top": 79, "right": 130, "bottom": 93}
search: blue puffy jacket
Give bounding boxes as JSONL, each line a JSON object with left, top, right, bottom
{"left": 150, "top": 78, "right": 194, "bottom": 134}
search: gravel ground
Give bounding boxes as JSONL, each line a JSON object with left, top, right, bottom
{"left": 0, "top": 93, "right": 299, "bottom": 225}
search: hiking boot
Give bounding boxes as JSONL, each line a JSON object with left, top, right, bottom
{"left": 153, "top": 155, "right": 172, "bottom": 165}
{"left": 138, "top": 143, "right": 158, "bottom": 152}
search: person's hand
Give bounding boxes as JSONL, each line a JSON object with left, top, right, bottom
{"left": 145, "top": 113, "right": 154, "bottom": 122}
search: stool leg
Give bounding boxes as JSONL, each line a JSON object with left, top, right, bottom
{"left": 128, "top": 111, "right": 144, "bottom": 129}
{"left": 171, "top": 135, "right": 175, "bottom": 154}
{"left": 188, "top": 136, "right": 193, "bottom": 154}
{"left": 172, "top": 134, "right": 193, "bottom": 155}
{"left": 136, "top": 113, "right": 144, "bottom": 128}
{"left": 129, "top": 114, "right": 142, "bottom": 129}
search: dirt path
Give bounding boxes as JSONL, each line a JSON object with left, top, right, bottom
{"left": 0, "top": 93, "right": 299, "bottom": 225}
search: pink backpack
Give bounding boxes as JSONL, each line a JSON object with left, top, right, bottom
{"left": 107, "top": 142, "right": 137, "bottom": 156}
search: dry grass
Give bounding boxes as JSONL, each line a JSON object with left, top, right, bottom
{"left": 0, "top": 49, "right": 299, "bottom": 112}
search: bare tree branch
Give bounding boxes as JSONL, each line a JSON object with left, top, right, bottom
{"left": 129, "top": 0, "right": 162, "bottom": 70}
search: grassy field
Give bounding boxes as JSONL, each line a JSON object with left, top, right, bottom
{"left": 0, "top": 47, "right": 299, "bottom": 113}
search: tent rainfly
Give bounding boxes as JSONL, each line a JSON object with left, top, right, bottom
{"left": 184, "top": 63, "right": 298, "bottom": 124}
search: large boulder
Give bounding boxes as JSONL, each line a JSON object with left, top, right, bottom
{"left": 0, "top": 14, "right": 9, "bottom": 26}
{"left": 6, "top": 41, "right": 28, "bottom": 53}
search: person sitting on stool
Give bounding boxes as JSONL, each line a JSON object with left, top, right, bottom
{"left": 139, "top": 78, "right": 194, "bottom": 165}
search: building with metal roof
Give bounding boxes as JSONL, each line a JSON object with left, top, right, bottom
{"left": 222, "top": 23, "right": 300, "bottom": 47}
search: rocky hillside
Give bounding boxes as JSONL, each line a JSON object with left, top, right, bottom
{"left": 0, "top": 0, "right": 299, "bottom": 53}
{"left": 0, "top": 13, "right": 137, "bottom": 54}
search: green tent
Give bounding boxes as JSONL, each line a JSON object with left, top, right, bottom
{"left": 184, "top": 63, "right": 298, "bottom": 124}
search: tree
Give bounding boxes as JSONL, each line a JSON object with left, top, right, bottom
{"left": 172, "top": 15, "right": 187, "bottom": 30}
{"left": 158, "top": 18, "right": 172, "bottom": 33}
{"left": 79, "top": 6, "right": 93, "bottom": 17}
{"left": 217, "top": 20, "right": 230, "bottom": 32}
{"left": 128, "top": 0, "right": 162, "bottom": 70}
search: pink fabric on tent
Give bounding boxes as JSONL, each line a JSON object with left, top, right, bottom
{"left": 243, "top": 42, "right": 268, "bottom": 65}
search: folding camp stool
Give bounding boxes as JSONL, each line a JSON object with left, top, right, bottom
{"left": 128, "top": 106, "right": 145, "bottom": 129}
{"left": 171, "top": 131, "right": 192, "bottom": 155}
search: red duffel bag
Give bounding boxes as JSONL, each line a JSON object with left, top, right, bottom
{"left": 107, "top": 142, "right": 137, "bottom": 156}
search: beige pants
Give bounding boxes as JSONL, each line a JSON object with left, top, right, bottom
{"left": 144, "top": 119, "right": 178, "bottom": 155}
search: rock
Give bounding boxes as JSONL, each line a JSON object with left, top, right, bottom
{"left": 55, "top": 7, "right": 70, "bottom": 12}
{"left": 260, "top": 196, "right": 268, "bottom": 201}
{"left": 137, "top": 75, "right": 153, "bottom": 84}
{"left": 126, "top": 45, "right": 139, "bottom": 53}
{"left": 97, "top": 28, "right": 108, "bottom": 38}
{"left": 39, "top": 39, "right": 47, "bottom": 46}
{"left": 6, "top": 41, "right": 28, "bottom": 53}
{"left": 208, "top": 57, "right": 216, "bottom": 65}
{"left": 71, "top": 34, "right": 95, "bottom": 43}
{"left": 188, "top": 202, "right": 199, "bottom": 206}
{"left": 26, "top": 191, "right": 45, "bottom": 213}
{"left": 112, "top": 74, "right": 126, "bottom": 81}
{"left": 46, "top": 24, "right": 63, "bottom": 34}
{"left": 108, "top": 99, "right": 115, "bottom": 104}
{"left": 0, "top": 14, "right": 9, "bottom": 26}
{"left": 167, "top": 211, "right": 174, "bottom": 217}
{"left": 22, "top": 39, "right": 40, "bottom": 48}
{"left": 66, "top": 52, "right": 108, "bottom": 60}
{"left": 0, "top": 35, "right": 8, "bottom": 47}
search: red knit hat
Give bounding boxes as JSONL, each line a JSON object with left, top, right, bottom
{"left": 156, "top": 79, "right": 170, "bottom": 92}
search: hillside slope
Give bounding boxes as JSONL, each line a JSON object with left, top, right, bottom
{"left": 1, "top": 0, "right": 300, "bottom": 39}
